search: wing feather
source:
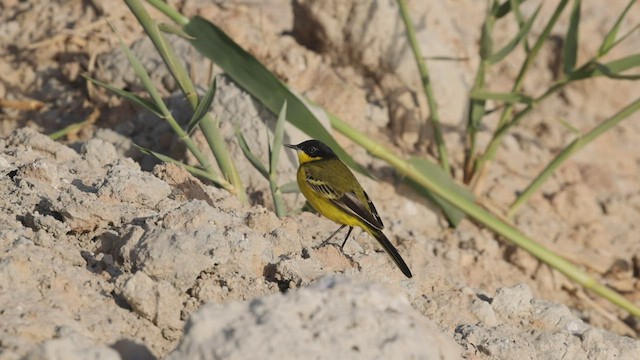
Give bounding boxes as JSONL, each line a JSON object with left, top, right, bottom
{"left": 331, "top": 192, "right": 383, "bottom": 231}
{"left": 363, "top": 191, "right": 384, "bottom": 229}
{"left": 304, "top": 169, "right": 383, "bottom": 231}
{"left": 306, "top": 173, "right": 340, "bottom": 199}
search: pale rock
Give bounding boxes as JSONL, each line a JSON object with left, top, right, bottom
{"left": 168, "top": 277, "right": 461, "bottom": 360}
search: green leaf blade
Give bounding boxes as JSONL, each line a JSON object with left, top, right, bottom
{"left": 600, "top": 53, "right": 640, "bottom": 76}
{"left": 158, "top": 22, "right": 195, "bottom": 40}
{"left": 496, "top": 0, "right": 528, "bottom": 18}
{"left": 183, "top": 16, "right": 367, "bottom": 175}
{"left": 598, "top": 0, "right": 637, "bottom": 55}
{"left": 280, "top": 180, "right": 299, "bottom": 194}
{"left": 235, "top": 128, "right": 269, "bottom": 179}
{"left": 270, "top": 100, "right": 287, "bottom": 177}
{"left": 479, "top": 19, "right": 494, "bottom": 60}
{"left": 187, "top": 77, "right": 217, "bottom": 133}
{"left": 406, "top": 157, "right": 475, "bottom": 227}
{"left": 133, "top": 144, "right": 223, "bottom": 186}
{"left": 83, "top": 75, "right": 163, "bottom": 117}
{"left": 470, "top": 89, "right": 533, "bottom": 105}
{"left": 571, "top": 54, "right": 640, "bottom": 81}
{"left": 110, "top": 22, "right": 171, "bottom": 117}
{"left": 563, "top": 0, "right": 581, "bottom": 74}
{"left": 488, "top": 4, "right": 541, "bottom": 64}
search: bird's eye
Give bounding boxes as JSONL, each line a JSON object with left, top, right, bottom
{"left": 308, "top": 146, "right": 317, "bottom": 154}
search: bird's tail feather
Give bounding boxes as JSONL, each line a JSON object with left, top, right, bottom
{"left": 368, "top": 229, "right": 413, "bottom": 278}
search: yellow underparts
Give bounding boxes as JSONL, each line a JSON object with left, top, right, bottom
{"left": 295, "top": 153, "right": 370, "bottom": 233}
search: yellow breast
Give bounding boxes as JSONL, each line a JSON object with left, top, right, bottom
{"left": 296, "top": 167, "right": 364, "bottom": 229}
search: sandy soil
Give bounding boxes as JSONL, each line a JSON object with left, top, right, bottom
{"left": 1, "top": 0, "right": 640, "bottom": 359}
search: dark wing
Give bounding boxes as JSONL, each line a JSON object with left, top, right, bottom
{"left": 305, "top": 171, "right": 341, "bottom": 199}
{"left": 332, "top": 191, "right": 384, "bottom": 231}
{"left": 304, "top": 169, "right": 384, "bottom": 231}
{"left": 363, "top": 191, "right": 384, "bottom": 229}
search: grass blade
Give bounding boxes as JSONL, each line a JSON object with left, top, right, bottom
{"left": 563, "top": 0, "right": 581, "bottom": 75}
{"left": 271, "top": 184, "right": 286, "bottom": 218}
{"left": 111, "top": 22, "right": 171, "bottom": 117}
{"left": 488, "top": 4, "right": 540, "bottom": 64}
{"left": 598, "top": 0, "right": 637, "bottom": 55}
{"left": 463, "top": 64, "right": 488, "bottom": 183}
{"left": 280, "top": 180, "right": 299, "bottom": 194}
{"left": 49, "top": 108, "right": 100, "bottom": 140}
{"left": 145, "top": 0, "right": 188, "bottom": 26}
{"left": 594, "top": 63, "right": 640, "bottom": 80}
{"left": 555, "top": 117, "right": 581, "bottom": 134}
{"left": 423, "top": 55, "right": 469, "bottom": 61}
{"left": 134, "top": 144, "right": 225, "bottom": 186}
{"left": 406, "top": 157, "right": 475, "bottom": 226}
{"left": 598, "top": 54, "right": 640, "bottom": 76}
{"left": 125, "top": 0, "right": 197, "bottom": 106}
{"left": 496, "top": 0, "right": 528, "bottom": 18}
{"left": 158, "top": 23, "right": 194, "bottom": 40}
{"left": 182, "top": 16, "right": 366, "bottom": 175}
{"left": 82, "top": 75, "right": 162, "bottom": 117}
{"left": 569, "top": 54, "right": 640, "bottom": 80}
{"left": 509, "top": 0, "right": 530, "bottom": 51}
{"left": 270, "top": 100, "right": 288, "bottom": 218}
{"left": 270, "top": 100, "right": 287, "bottom": 177}
{"left": 479, "top": 15, "right": 495, "bottom": 61}
{"left": 509, "top": 96, "right": 640, "bottom": 216}
{"left": 605, "top": 23, "right": 640, "bottom": 54}
{"left": 397, "top": 0, "right": 451, "bottom": 173}
{"left": 187, "top": 77, "right": 216, "bottom": 133}
{"left": 507, "top": 0, "right": 525, "bottom": 24}
{"left": 235, "top": 128, "right": 269, "bottom": 179}
{"left": 470, "top": 89, "right": 533, "bottom": 105}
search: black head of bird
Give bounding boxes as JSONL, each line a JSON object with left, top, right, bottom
{"left": 285, "top": 140, "right": 337, "bottom": 161}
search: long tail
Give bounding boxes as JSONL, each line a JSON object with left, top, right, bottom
{"left": 367, "top": 228, "right": 413, "bottom": 278}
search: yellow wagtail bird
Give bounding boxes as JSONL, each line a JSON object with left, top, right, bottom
{"left": 285, "top": 140, "right": 412, "bottom": 278}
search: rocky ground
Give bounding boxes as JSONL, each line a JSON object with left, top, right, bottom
{"left": 1, "top": 0, "right": 640, "bottom": 359}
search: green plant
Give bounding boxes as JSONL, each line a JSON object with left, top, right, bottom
{"left": 464, "top": 0, "right": 640, "bottom": 198}
{"left": 84, "top": 19, "right": 246, "bottom": 202}
{"left": 395, "top": 0, "right": 640, "bottom": 316}
{"left": 397, "top": 0, "right": 450, "bottom": 174}
{"left": 235, "top": 101, "right": 291, "bottom": 218}
{"left": 84, "top": 33, "right": 236, "bottom": 194}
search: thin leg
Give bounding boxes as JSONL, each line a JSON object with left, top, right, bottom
{"left": 340, "top": 226, "right": 354, "bottom": 249}
{"left": 320, "top": 224, "right": 346, "bottom": 247}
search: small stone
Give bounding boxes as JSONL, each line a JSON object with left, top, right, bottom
{"left": 492, "top": 283, "right": 533, "bottom": 319}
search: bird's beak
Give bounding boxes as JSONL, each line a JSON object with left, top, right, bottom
{"left": 284, "top": 144, "right": 298, "bottom": 150}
